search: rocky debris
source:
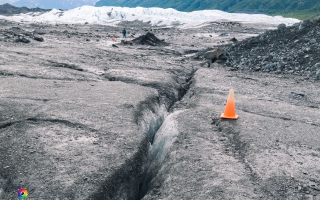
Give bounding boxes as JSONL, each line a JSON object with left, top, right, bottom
{"left": 5, "top": 26, "right": 25, "bottom": 35}
{"left": 132, "top": 32, "right": 168, "bottom": 46}
{"left": 0, "top": 3, "right": 50, "bottom": 16}
{"left": 0, "top": 26, "right": 37, "bottom": 43}
{"left": 225, "top": 17, "right": 320, "bottom": 79}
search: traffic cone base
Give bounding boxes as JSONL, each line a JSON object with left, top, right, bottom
{"left": 220, "top": 113, "right": 238, "bottom": 119}
{"left": 220, "top": 89, "right": 239, "bottom": 120}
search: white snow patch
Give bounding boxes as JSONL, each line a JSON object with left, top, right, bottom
{"left": 0, "top": 6, "right": 300, "bottom": 28}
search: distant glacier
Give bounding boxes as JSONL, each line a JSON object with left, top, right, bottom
{"left": 0, "top": 5, "right": 300, "bottom": 27}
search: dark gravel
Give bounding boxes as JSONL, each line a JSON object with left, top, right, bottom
{"left": 224, "top": 17, "right": 320, "bottom": 79}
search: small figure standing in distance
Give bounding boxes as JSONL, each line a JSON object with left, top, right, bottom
{"left": 122, "top": 28, "right": 126, "bottom": 38}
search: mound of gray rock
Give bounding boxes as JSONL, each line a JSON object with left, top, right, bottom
{"left": 225, "top": 17, "right": 320, "bottom": 79}
{"left": 132, "top": 32, "right": 168, "bottom": 46}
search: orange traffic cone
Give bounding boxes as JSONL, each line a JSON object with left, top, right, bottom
{"left": 220, "top": 89, "right": 238, "bottom": 119}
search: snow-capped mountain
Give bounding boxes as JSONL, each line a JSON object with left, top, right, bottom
{"left": 11, "top": 0, "right": 99, "bottom": 9}
{"left": 0, "top": 5, "right": 300, "bottom": 28}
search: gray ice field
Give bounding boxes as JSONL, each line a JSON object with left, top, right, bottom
{"left": 0, "top": 19, "right": 319, "bottom": 199}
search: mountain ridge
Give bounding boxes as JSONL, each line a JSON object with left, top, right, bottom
{"left": 0, "top": 3, "right": 50, "bottom": 15}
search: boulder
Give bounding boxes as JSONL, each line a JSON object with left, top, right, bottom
{"left": 204, "top": 48, "right": 224, "bottom": 60}
{"left": 15, "top": 36, "right": 30, "bottom": 43}
{"left": 277, "top": 23, "right": 286, "bottom": 32}
{"left": 309, "top": 39, "right": 316, "bottom": 44}
{"left": 315, "top": 63, "right": 320, "bottom": 70}
{"left": 299, "top": 20, "right": 310, "bottom": 31}
{"left": 33, "top": 34, "right": 44, "bottom": 42}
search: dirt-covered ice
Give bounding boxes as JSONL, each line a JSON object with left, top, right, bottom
{"left": 0, "top": 13, "right": 319, "bottom": 200}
